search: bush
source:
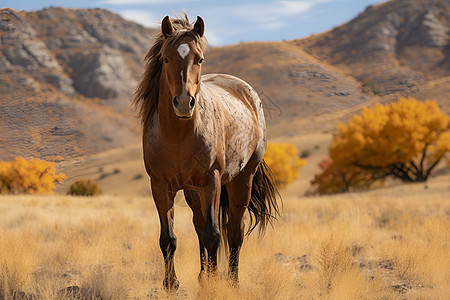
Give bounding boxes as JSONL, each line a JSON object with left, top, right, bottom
{"left": 300, "top": 149, "right": 311, "bottom": 158}
{"left": 311, "top": 158, "right": 383, "bottom": 195}
{"left": 264, "top": 142, "right": 306, "bottom": 188}
{"left": 68, "top": 180, "right": 102, "bottom": 196}
{"left": 0, "top": 157, "right": 66, "bottom": 194}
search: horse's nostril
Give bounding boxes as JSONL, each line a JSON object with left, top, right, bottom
{"left": 173, "top": 97, "right": 179, "bottom": 107}
{"left": 189, "top": 96, "right": 195, "bottom": 108}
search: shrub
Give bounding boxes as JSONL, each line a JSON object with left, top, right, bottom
{"left": 0, "top": 157, "right": 66, "bottom": 194}
{"left": 300, "top": 149, "right": 311, "bottom": 158}
{"left": 311, "top": 158, "right": 383, "bottom": 195}
{"left": 264, "top": 142, "right": 306, "bottom": 188}
{"left": 68, "top": 180, "right": 102, "bottom": 196}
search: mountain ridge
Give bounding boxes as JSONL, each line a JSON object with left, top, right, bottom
{"left": 1, "top": 0, "right": 448, "bottom": 161}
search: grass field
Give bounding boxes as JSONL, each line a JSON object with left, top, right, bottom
{"left": 0, "top": 186, "right": 449, "bottom": 299}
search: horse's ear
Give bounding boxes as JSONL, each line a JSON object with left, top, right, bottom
{"left": 161, "top": 16, "right": 174, "bottom": 39}
{"left": 193, "top": 16, "right": 204, "bottom": 37}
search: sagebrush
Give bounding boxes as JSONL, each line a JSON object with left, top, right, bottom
{"left": 68, "top": 180, "right": 102, "bottom": 196}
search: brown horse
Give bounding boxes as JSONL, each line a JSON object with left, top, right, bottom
{"left": 133, "top": 14, "right": 279, "bottom": 290}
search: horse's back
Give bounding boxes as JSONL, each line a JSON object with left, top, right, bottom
{"left": 201, "top": 74, "right": 263, "bottom": 118}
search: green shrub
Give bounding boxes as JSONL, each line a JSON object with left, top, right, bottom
{"left": 68, "top": 180, "right": 102, "bottom": 196}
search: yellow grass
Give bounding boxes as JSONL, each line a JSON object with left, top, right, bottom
{"left": 0, "top": 191, "right": 449, "bottom": 299}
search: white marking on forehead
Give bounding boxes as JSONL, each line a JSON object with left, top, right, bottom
{"left": 177, "top": 43, "right": 190, "bottom": 59}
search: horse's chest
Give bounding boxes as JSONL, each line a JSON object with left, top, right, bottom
{"left": 144, "top": 132, "right": 215, "bottom": 182}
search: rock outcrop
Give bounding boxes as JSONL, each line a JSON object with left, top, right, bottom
{"left": 0, "top": 7, "right": 154, "bottom": 101}
{"left": 0, "top": 7, "right": 153, "bottom": 161}
{"left": 0, "top": 8, "right": 74, "bottom": 95}
{"left": 296, "top": 0, "right": 450, "bottom": 94}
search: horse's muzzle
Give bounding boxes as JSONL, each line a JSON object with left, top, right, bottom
{"left": 173, "top": 95, "right": 195, "bottom": 119}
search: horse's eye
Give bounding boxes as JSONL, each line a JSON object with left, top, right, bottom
{"left": 164, "top": 58, "right": 169, "bottom": 63}
{"left": 198, "top": 58, "right": 204, "bottom": 64}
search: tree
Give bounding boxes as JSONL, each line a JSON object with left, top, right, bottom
{"left": 311, "top": 158, "right": 383, "bottom": 194}
{"left": 0, "top": 157, "right": 66, "bottom": 194}
{"left": 329, "top": 97, "right": 450, "bottom": 183}
{"left": 264, "top": 142, "right": 306, "bottom": 188}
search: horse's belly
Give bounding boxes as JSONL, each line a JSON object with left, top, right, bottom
{"left": 222, "top": 114, "right": 259, "bottom": 183}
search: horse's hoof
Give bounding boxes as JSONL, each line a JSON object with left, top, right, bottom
{"left": 197, "top": 271, "right": 208, "bottom": 285}
{"left": 163, "top": 278, "right": 179, "bottom": 291}
{"left": 228, "top": 278, "right": 239, "bottom": 288}
{"left": 227, "top": 273, "right": 239, "bottom": 288}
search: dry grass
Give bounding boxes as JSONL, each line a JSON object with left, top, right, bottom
{"left": 0, "top": 190, "right": 449, "bottom": 299}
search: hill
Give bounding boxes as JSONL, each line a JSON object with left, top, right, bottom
{"left": 202, "top": 42, "right": 371, "bottom": 137}
{"left": 295, "top": 0, "right": 450, "bottom": 102}
{"left": 0, "top": 7, "right": 154, "bottom": 161}
{"left": 1, "top": 0, "right": 449, "bottom": 162}
{"left": 204, "top": 0, "right": 449, "bottom": 137}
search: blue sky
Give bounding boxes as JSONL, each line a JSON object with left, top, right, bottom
{"left": 3, "top": 0, "right": 385, "bottom": 46}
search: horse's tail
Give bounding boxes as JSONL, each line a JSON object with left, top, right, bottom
{"left": 219, "top": 185, "right": 229, "bottom": 253}
{"left": 247, "top": 159, "right": 281, "bottom": 235}
{"left": 219, "top": 159, "right": 281, "bottom": 249}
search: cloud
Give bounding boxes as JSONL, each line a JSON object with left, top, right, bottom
{"left": 234, "top": 0, "right": 334, "bottom": 25}
{"left": 262, "top": 21, "right": 287, "bottom": 31}
{"left": 276, "top": 1, "right": 315, "bottom": 15}
{"left": 100, "top": 0, "right": 196, "bottom": 4}
{"left": 197, "top": 0, "right": 338, "bottom": 44}
{"left": 204, "top": 29, "right": 223, "bottom": 46}
{"left": 120, "top": 9, "right": 161, "bottom": 27}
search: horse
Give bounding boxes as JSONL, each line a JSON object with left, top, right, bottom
{"left": 133, "top": 13, "right": 280, "bottom": 290}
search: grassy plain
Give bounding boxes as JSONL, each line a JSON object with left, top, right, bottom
{"left": 0, "top": 180, "right": 449, "bottom": 299}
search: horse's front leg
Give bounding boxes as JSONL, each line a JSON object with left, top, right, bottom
{"left": 151, "top": 179, "right": 179, "bottom": 291}
{"left": 184, "top": 190, "right": 207, "bottom": 280}
{"left": 200, "top": 170, "right": 221, "bottom": 275}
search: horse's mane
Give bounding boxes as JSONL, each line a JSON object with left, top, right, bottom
{"left": 132, "top": 13, "right": 208, "bottom": 126}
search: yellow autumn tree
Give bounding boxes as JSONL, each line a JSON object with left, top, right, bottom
{"left": 329, "top": 97, "right": 450, "bottom": 182}
{"left": 0, "top": 157, "right": 66, "bottom": 194}
{"left": 310, "top": 158, "right": 383, "bottom": 194}
{"left": 264, "top": 142, "right": 306, "bottom": 188}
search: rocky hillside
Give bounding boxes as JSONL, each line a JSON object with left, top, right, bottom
{"left": 295, "top": 0, "right": 450, "bottom": 96}
{"left": 1, "top": 7, "right": 153, "bottom": 100}
{"left": 204, "top": 0, "right": 449, "bottom": 135}
{"left": 1, "top": 0, "right": 449, "bottom": 161}
{"left": 0, "top": 7, "right": 154, "bottom": 161}
{"left": 203, "top": 42, "right": 370, "bottom": 136}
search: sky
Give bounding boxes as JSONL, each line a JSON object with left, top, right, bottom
{"left": 3, "top": 0, "right": 386, "bottom": 46}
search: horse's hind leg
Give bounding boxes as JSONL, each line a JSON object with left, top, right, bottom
{"left": 225, "top": 171, "right": 254, "bottom": 284}
{"left": 151, "top": 180, "right": 179, "bottom": 291}
{"left": 184, "top": 190, "right": 207, "bottom": 280}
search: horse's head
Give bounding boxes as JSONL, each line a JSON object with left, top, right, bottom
{"left": 160, "top": 15, "right": 206, "bottom": 119}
